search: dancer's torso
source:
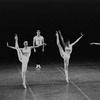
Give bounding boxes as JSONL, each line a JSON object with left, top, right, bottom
{"left": 64, "top": 45, "right": 72, "bottom": 59}
{"left": 65, "top": 45, "right": 72, "bottom": 54}
{"left": 21, "top": 47, "right": 31, "bottom": 57}
{"left": 34, "top": 35, "right": 43, "bottom": 46}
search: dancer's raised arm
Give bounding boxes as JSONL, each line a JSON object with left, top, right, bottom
{"left": 71, "top": 32, "right": 83, "bottom": 46}
{"left": 7, "top": 42, "right": 16, "bottom": 49}
{"left": 58, "top": 30, "right": 66, "bottom": 47}
{"left": 90, "top": 42, "right": 100, "bottom": 45}
{"left": 7, "top": 34, "right": 20, "bottom": 50}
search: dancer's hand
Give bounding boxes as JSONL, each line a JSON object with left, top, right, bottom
{"left": 44, "top": 43, "right": 47, "bottom": 46}
{"left": 14, "top": 34, "right": 18, "bottom": 40}
{"left": 42, "top": 48, "right": 44, "bottom": 52}
{"left": 7, "top": 42, "right": 9, "bottom": 47}
{"left": 56, "top": 31, "right": 58, "bottom": 37}
{"left": 58, "top": 30, "right": 61, "bottom": 34}
{"left": 58, "top": 30, "right": 62, "bottom": 36}
{"left": 34, "top": 48, "right": 36, "bottom": 52}
{"left": 80, "top": 32, "right": 83, "bottom": 37}
{"left": 90, "top": 43, "right": 93, "bottom": 45}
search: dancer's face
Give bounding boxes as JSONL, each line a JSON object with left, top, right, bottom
{"left": 24, "top": 41, "right": 28, "bottom": 47}
{"left": 37, "top": 30, "right": 41, "bottom": 36}
{"left": 66, "top": 41, "right": 70, "bottom": 47}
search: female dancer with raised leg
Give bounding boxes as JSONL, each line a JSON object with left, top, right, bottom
{"left": 7, "top": 34, "right": 45, "bottom": 88}
{"left": 56, "top": 31, "right": 83, "bottom": 83}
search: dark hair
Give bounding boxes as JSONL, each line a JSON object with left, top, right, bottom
{"left": 23, "top": 41, "right": 28, "bottom": 45}
{"left": 66, "top": 40, "right": 70, "bottom": 47}
{"left": 37, "top": 30, "right": 40, "bottom": 32}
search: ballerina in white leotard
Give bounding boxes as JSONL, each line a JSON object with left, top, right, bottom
{"left": 56, "top": 30, "right": 83, "bottom": 83}
{"left": 7, "top": 34, "right": 45, "bottom": 88}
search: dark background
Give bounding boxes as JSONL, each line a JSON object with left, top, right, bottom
{"left": 0, "top": 0, "right": 100, "bottom": 64}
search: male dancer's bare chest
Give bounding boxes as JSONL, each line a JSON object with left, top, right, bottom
{"left": 35, "top": 37, "right": 43, "bottom": 45}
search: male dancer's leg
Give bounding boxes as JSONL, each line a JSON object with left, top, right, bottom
{"left": 36, "top": 46, "right": 42, "bottom": 68}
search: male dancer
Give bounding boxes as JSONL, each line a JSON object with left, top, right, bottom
{"left": 33, "top": 30, "right": 45, "bottom": 69}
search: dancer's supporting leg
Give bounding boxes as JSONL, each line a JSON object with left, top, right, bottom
{"left": 36, "top": 46, "right": 42, "bottom": 69}
{"left": 64, "top": 58, "right": 69, "bottom": 83}
{"left": 22, "top": 60, "right": 28, "bottom": 89}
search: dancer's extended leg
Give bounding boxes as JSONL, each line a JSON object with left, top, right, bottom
{"left": 14, "top": 35, "right": 27, "bottom": 88}
{"left": 56, "top": 33, "right": 64, "bottom": 58}
{"left": 15, "top": 36, "right": 22, "bottom": 62}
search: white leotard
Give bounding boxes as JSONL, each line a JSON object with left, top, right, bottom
{"left": 21, "top": 47, "right": 31, "bottom": 62}
{"left": 63, "top": 45, "right": 72, "bottom": 59}
{"left": 34, "top": 35, "right": 44, "bottom": 46}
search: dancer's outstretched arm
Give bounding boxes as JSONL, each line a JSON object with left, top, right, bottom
{"left": 90, "top": 42, "right": 100, "bottom": 45}
{"left": 7, "top": 34, "right": 21, "bottom": 50}
{"left": 7, "top": 42, "right": 16, "bottom": 49}
{"left": 71, "top": 32, "right": 83, "bottom": 46}
{"left": 30, "top": 43, "right": 46, "bottom": 49}
{"left": 58, "top": 30, "right": 66, "bottom": 47}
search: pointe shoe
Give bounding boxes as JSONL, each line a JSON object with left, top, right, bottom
{"left": 23, "top": 83, "right": 27, "bottom": 89}
{"left": 66, "top": 78, "right": 69, "bottom": 83}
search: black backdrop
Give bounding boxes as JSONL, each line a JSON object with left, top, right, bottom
{"left": 0, "top": 0, "right": 100, "bottom": 64}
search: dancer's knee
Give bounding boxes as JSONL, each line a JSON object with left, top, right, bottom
{"left": 22, "top": 65, "right": 27, "bottom": 72}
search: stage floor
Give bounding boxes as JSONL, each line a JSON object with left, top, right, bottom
{"left": 0, "top": 61, "right": 100, "bottom": 100}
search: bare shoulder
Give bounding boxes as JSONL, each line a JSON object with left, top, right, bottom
{"left": 40, "top": 35, "right": 44, "bottom": 39}
{"left": 20, "top": 48, "right": 24, "bottom": 50}
{"left": 34, "top": 36, "right": 37, "bottom": 39}
{"left": 69, "top": 44, "right": 73, "bottom": 48}
{"left": 28, "top": 47, "right": 31, "bottom": 49}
